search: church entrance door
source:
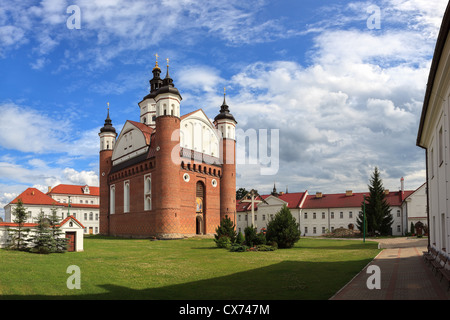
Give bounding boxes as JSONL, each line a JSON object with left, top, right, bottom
{"left": 196, "top": 181, "right": 205, "bottom": 235}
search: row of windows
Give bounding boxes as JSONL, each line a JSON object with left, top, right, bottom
{"left": 238, "top": 214, "right": 274, "bottom": 221}
{"left": 303, "top": 210, "right": 402, "bottom": 219}
{"left": 55, "top": 199, "right": 96, "bottom": 204}
{"left": 304, "top": 211, "right": 355, "bottom": 219}
{"left": 110, "top": 175, "right": 152, "bottom": 214}
{"left": 84, "top": 227, "right": 99, "bottom": 234}
{"left": 429, "top": 124, "right": 446, "bottom": 179}
{"left": 304, "top": 225, "right": 402, "bottom": 234}
{"left": 26, "top": 211, "right": 98, "bottom": 221}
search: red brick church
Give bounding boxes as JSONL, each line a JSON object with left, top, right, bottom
{"left": 99, "top": 59, "right": 237, "bottom": 238}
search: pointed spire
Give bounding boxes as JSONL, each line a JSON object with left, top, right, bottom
{"left": 100, "top": 102, "right": 116, "bottom": 134}
{"left": 214, "top": 87, "right": 236, "bottom": 123}
{"left": 162, "top": 57, "right": 174, "bottom": 87}
{"left": 223, "top": 87, "right": 227, "bottom": 105}
{"left": 165, "top": 58, "right": 170, "bottom": 78}
{"left": 271, "top": 182, "right": 278, "bottom": 196}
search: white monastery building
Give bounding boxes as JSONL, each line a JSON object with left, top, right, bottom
{"left": 237, "top": 180, "right": 427, "bottom": 237}
{"left": 1, "top": 186, "right": 87, "bottom": 252}
{"left": 4, "top": 184, "right": 100, "bottom": 235}
{"left": 417, "top": 1, "right": 450, "bottom": 253}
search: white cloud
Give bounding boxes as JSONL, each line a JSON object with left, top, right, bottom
{"left": 228, "top": 0, "right": 443, "bottom": 194}
{"left": 0, "top": 103, "right": 69, "bottom": 153}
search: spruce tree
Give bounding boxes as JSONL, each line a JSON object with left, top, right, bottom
{"left": 214, "top": 215, "right": 237, "bottom": 246}
{"left": 8, "top": 199, "right": 31, "bottom": 251}
{"left": 49, "top": 207, "right": 68, "bottom": 253}
{"left": 357, "top": 167, "right": 393, "bottom": 236}
{"left": 30, "top": 209, "right": 54, "bottom": 254}
{"left": 266, "top": 205, "right": 300, "bottom": 248}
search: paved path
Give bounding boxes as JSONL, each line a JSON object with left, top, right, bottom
{"left": 330, "top": 237, "right": 450, "bottom": 300}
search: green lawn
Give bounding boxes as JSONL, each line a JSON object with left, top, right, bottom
{"left": 0, "top": 236, "right": 380, "bottom": 300}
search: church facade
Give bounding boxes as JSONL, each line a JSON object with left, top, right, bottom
{"left": 99, "top": 59, "right": 237, "bottom": 239}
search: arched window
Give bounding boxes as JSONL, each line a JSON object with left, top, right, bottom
{"left": 124, "top": 181, "right": 130, "bottom": 213}
{"left": 145, "top": 196, "right": 152, "bottom": 211}
{"left": 110, "top": 185, "right": 115, "bottom": 214}
{"left": 145, "top": 175, "right": 151, "bottom": 194}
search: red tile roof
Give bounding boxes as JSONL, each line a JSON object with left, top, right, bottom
{"left": 0, "top": 215, "right": 84, "bottom": 229}
{"left": 10, "top": 188, "right": 64, "bottom": 206}
{"left": 302, "top": 191, "right": 413, "bottom": 209}
{"left": 236, "top": 190, "right": 414, "bottom": 212}
{"left": 236, "top": 192, "right": 307, "bottom": 211}
{"left": 127, "top": 120, "right": 153, "bottom": 145}
{"left": 48, "top": 184, "right": 99, "bottom": 196}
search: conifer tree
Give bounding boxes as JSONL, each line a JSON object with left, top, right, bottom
{"left": 49, "top": 207, "right": 68, "bottom": 253}
{"left": 266, "top": 205, "right": 300, "bottom": 248}
{"left": 214, "top": 215, "right": 237, "bottom": 246}
{"left": 357, "top": 167, "right": 393, "bottom": 236}
{"left": 8, "top": 199, "right": 31, "bottom": 251}
{"left": 30, "top": 209, "right": 54, "bottom": 254}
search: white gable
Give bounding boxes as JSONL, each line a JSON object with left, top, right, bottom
{"left": 112, "top": 121, "right": 149, "bottom": 166}
{"left": 259, "top": 195, "right": 288, "bottom": 207}
{"left": 180, "top": 110, "right": 220, "bottom": 158}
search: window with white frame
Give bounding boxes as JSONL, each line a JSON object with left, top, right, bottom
{"left": 124, "top": 181, "right": 130, "bottom": 213}
{"left": 144, "top": 174, "right": 151, "bottom": 211}
{"left": 439, "top": 126, "right": 444, "bottom": 166}
{"left": 110, "top": 185, "right": 115, "bottom": 214}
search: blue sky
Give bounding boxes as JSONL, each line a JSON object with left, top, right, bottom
{"left": 0, "top": 0, "right": 448, "bottom": 218}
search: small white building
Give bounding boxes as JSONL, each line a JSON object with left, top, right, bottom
{"left": 0, "top": 211, "right": 84, "bottom": 252}
{"left": 402, "top": 183, "right": 428, "bottom": 234}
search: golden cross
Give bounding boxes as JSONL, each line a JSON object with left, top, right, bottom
{"left": 107, "top": 102, "right": 109, "bottom": 110}
{"left": 155, "top": 53, "right": 159, "bottom": 62}
{"left": 166, "top": 57, "right": 169, "bottom": 66}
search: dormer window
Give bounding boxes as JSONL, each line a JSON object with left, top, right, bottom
{"left": 83, "top": 185, "right": 90, "bottom": 194}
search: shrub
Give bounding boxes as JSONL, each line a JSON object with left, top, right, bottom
{"left": 215, "top": 236, "right": 231, "bottom": 248}
{"left": 244, "top": 226, "right": 257, "bottom": 247}
{"left": 214, "top": 215, "right": 237, "bottom": 247}
{"left": 230, "top": 243, "right": 249, "bottom": 252}
{"left": 266, "top": 205, "right": 300, "bottom": 248}
{"left": 256, "top": 244, "right": 276, "bottom": 251}
{"left": 236, "top": 231, "right": 245, "bottom": 245}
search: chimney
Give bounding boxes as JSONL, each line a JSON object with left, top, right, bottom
{"left": 345, "top": 190, "right": 353, "bottom": 197}
{"left": 384, "top": 189, "right": 389, "bottom": 195}
{"left": 316, "top": 192, "right": 323, "bottom": 198}
{"left": 48, "top": 186, "right": 52, "bottom": 193}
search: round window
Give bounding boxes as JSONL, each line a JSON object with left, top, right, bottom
{"left": 183, "top": 173, "right": 190, "bottom": 182}
{"left": 212, "top": 179, "right": 217, "bottom": 187}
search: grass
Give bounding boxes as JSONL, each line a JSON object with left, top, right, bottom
{"left": 0, "top": 236, "right": 381, "bottom": 300}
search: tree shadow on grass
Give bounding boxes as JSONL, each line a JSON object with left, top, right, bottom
{"left": 1, "top": 259, "right": 373, "bottom": 301}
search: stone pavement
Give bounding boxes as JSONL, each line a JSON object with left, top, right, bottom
{"left": 330, "top": 237, "right": 450, "bottom": 300}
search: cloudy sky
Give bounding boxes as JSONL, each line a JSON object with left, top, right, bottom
{"left": 0, "top": 0, "right": 447, "bottom": 218}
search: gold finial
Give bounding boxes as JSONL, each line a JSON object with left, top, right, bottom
{"left": 166, "top": 57, "right": 170, "bottom": 67}
{"left": 107, "top": 102, "right": 110, "bottom": 110}
{"left": 155, "top": 53, "right": 159, "bottom": 67}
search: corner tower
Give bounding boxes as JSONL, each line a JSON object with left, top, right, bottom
{"left": 214, "top": 89, "right": 237, "bottom": 222}
{"left": 153, "top": 59, "right": 183, "bottom": 238}
{"left": 98, "top": 104, "right": 117, "bottom": 235}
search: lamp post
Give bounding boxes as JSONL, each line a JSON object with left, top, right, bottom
{"left": 68, "top": 195, "right": 71, "bottom": 217}
{"left": 363, "top": 194, "right": 366, "bottom": 243}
